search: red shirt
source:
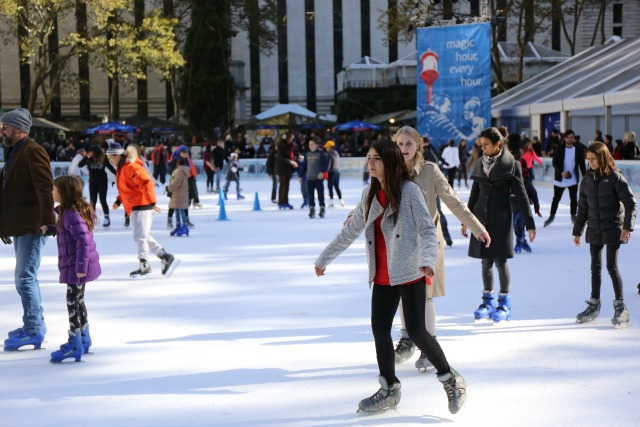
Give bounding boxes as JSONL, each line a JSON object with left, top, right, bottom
{"left": 372, "top": 190, "right": 425, "bottom": 287}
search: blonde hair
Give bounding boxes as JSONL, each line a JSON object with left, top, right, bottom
{"left": 624, "top": 131, "right": 636, "bottom": 143}
{"left": 391, "top": 126, "right": 424, "bottom": 176}
{"left": 125, "top": 144, "right": 140, "bottom": 163}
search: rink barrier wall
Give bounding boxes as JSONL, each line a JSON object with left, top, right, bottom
{"left": 2, "top": 158, "right": 640, "bottom": 193}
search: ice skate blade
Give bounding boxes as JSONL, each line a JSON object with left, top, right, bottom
{"left": 163, "top": 258, "right": 180, "bottom": 278}
{"left": 613, "top": 321, "right": 630, "bottom": 329}
{"left": 356, "top": 405, "right": 398, "bottom": 414}
{"left": 130, "top": 274, "right": 152, "bottom": 280}
{"left": 4, "top": 346, "right": 45, "bottom": 352}
{"left": 50, "top": 359, "right": 84, "bottom": 364}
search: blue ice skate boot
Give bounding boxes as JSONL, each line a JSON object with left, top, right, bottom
{"left": 4, "top": 329, "right": 44, "bottom": 351}
{"left": 81, "top": 324, "right": 92, "bottom": 354}
{"left": 492, "top": 293, "right": 512, "bottom": 322}
{"left": 522, "top": 241, "right": 532, "bottom": 253}
{"left": 514, "top": 243, "right": 523, "bottom": 254}
{"left": 170, "top": 224, "right": 182, "bottom": 236}
{"left": 50, "top": 329, "right": 84, "bottom": 363}
{"left": 473, "top": 292, "right": 496, "bottom": 320}
{"left": 8, "top": 321, "right": 47, "bottom": 339}
{"left": 237, "top": 193, "right": 245, "bottom": 200}
{"left": 176, "top": 223, "right": 189, "bottom": 237}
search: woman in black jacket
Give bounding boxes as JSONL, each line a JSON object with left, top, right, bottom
{"left": 572, "top": 142, "right": 636, "bottom": 327}
{"left": 463, "top": 127, "right": 536, "bottom": 323}
{"left": 274, "top": 134, "right": 298, "bottom": 210}
{"left": 78, "top": 145, "right": 116, "bottom": 227}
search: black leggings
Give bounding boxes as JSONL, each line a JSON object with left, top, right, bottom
{"left": 89, "top": 180, "right": 109, "bottom": 217}
{"left": 371, "top": 280, "right": 450, "bottom": 384}
{"left": 66, "top": 284, "right": 88, "bottom": 331}
{"left": 481, "top": 258, "right": 510, "bottom": 294}
{"left": 205, "top": 170, "right": 214, "bottom": 189}
{"left": 590, "top": 243, "right": 623, "bottom": 300}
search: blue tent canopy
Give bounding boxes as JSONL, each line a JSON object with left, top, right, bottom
{"left": 84, "top": 121, "right": 140, "bottom": 135}
{"left": 333, "top": 120, "right": 381, "bottom": 131}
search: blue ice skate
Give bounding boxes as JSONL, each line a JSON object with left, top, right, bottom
{"left": 514, "top": 243, "right": 523, "bottom": 254}
{"left": 492, "top": 293, "right": 512, "bottom": 323}
{"left": 81, "top": 324, "right": 92, "bottom": 354}
{"left": 522, "top": 241, "right": 532, "bottom": 253}
{"left": 50, "top": 329, "right": 84, "bottom": 363}
{"left": 170, "top": 225, "right": 181, "bottom": 236}
{"left": 4, "top": 330, "right": 44, "bottom": 351}
{"left": 473, "top": 292, "right": 496, "bottom": 320}
{"left": 8, "top": 321, "right": 47, "bottom": 339}
{"left": 176, "top": 224, "right": 189, "bottom": 237}
{"left": 237, "top": 193, "right": 245, "bottom": 200}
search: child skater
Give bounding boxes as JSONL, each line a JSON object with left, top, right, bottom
{"left": 167, "top": 157, "right": 190, "bottom": 237}
{"left": 314, "top": 140, "right": 467, "bottom": 415}
{"left": 48, "top": 175, "right": 101, "bottom": 363}
{"left": 223, "top": 152, "right": 245, "bottom": 200}
{"left": 573, "top": 142, "right": 636, "bottom": 327}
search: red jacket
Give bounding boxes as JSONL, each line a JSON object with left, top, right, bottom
{"left": 151, "top": 147, "right": 170, "bottom": 166}
{"left": 115, "top": 157, "right": 156, "bottom": 215}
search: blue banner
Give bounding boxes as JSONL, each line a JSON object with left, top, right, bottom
{"left": 542, "top": 112, "right": 561, "bottom": 152}
{"left": 416, "top": 23, "right": 492, "bottom": 150}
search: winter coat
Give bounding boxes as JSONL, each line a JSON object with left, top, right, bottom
{"left": 572, "top": 169, "right": 637, "bottom": 245}
{"left": 552, "top": 142, "right": 586, "bottom": 183}
{"left": 468, "top": 148, "right": 535, "bottom": 259}
{"left": 167, "top": 165, "right": 190, "bottom": 210}
{"left": 0, "top": 138, "right": 55, "bottom": 237}
{"left": 115, "top": 157, "right": 156, "bottom": 215}
{"left": 56, "top": 208, "right": 101, "bottom": 284}
{"left": 275, "top": 140, "right": 295, "bottom": 177}
{"left": 225, "top": 159, "right": 243, "bottom": 181}
{"left": 315, "top": 181, "right": 438, "bottom": 286}
{"left": 327, "top": 150, "right": 341, "bottom": 172}
{"left": 412, "top": 161, "right": 487, "bottom": 297}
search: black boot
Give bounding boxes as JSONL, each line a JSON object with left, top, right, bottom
{"left": 309, "top": 206, "right": 315, "bottom": 219}
{"left": 130, "top": 259, "right": 151, "bottom": 279}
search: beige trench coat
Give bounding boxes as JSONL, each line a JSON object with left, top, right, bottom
{"left": 412, "top": 161, "right": 486, "bottom": 298}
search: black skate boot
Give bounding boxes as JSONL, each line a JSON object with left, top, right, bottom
{"left": 309, "top": 206, "right": 315, "bottom": 219}
{"left": 167, "top": 217, "right": 173, "bottom": 230}
{"left": 611, "top": 299, "right": 630, "bottom": 328}
{"left": 357, "top": 375, "right": 401, "bottom": 413}
{"left": 438, "top": 367, "right": 467, "bottom": 414}
{"left": 103, "top": 215, "right": 110, "bottom": 227}
{"left": 124, "top": 215, "right": 130, "bottom": 227}
{"left": 159, "top": 251, "right": 180, "bottom": 277}
{"left": 130, "top": 259, "right": 151, "bottom": 279}
{"left": 576, "top": 298, "right": 600, "bottom": 323}
{"left": 543, "top": 214, "right": 555, "bottom": 227}
{"left": 393, "top": 336, "right": 416, "bottom": 363}
{"left": 319, "top": 206, "right": 325, "bottom": 218}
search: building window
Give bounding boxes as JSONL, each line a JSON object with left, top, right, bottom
{"left": 613, "top": 26, "right": 622, "bottom": 37}
{"left": 613, "top": 4, "right": 623, "bottom": 24}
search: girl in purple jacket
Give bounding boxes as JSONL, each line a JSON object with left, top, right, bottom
{"left": 47, "top": 176, "right": 101, "bottom": 363}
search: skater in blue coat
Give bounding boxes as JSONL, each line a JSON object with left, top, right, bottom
{"left": 573, "top": 142, "right": 636, "bottom": 327}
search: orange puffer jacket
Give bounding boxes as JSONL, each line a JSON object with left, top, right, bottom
{"left": 115, "top": 157, "right": 156, "bottom": 215}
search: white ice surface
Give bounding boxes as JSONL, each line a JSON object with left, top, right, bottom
{"left": 1, "top": 176, "right": 639, "bottom": 427}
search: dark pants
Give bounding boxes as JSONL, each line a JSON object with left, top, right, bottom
{"left": 277, "top": 174, "right": 291, "bottom": 205}
{"left": 271, "top": 175, "right": 278, "bottom": 201}
{"left": 371, "top": 280, "right": 450, "bottom": 385}
{"left": 457, "top": 162, "right": 468, "bottom": 185}
{"left": 205, "top": 169, "right": 214, "bottom": 189}
{"left": 188, "top": 177, "right": 199, "bottom": 204}
{"left": 89, "top": 180, "right": 109, "bottom": 217}
{"left": 550, "top": 184, "right": 578, "bottom": 216}
{"left": 306, "top": 179, "right": 325, "bottom": 207}
{"left": 436, "top": 197, "right": 452, "bottom": 246}
{"left": 481, "top": 258, "right": 510, "bottom": 294}
{"left": 513, "top": 210, "right": 525, "bottom": 245}
{"left": 153, "top": 164, "right": 167, "bottom": 184}
{"left": 66, "top": 284, "right": 87, "bottom": 330}
{"left": 590, "top": 243, "right": 623, "bottom": 300}
{"left": 327, "top": 170, "right": 342, "bottom": 200}
{"left": 446, "top": 167, "right": 458, "bottom": 188}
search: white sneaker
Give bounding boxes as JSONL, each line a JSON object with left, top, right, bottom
{"left": 339, "top": 198, "right": 345, "bottom": 207}
{"left": 328, "top": 201, "right": 334, "bottom": 207}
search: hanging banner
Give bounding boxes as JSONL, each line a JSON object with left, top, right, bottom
{"left": 416, "top": 23, "right": 492, "bottom": 149}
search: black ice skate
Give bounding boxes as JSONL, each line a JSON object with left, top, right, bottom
{"left": 438, "top": 367, "right": 467, "bottom": 414}
{"left": 393, "top": 336, "right": 416, "bottom": 363}
{"left": 415, "top": 351, "right": 434, "bottom": 373}
{"left": 576, "top": 298, "right": 600, "bottom": 324}
{"left": 130, "top": 259, "right": 151, "bottom": 279}
{"left": 159, "top": 252, "right": 180, "bottom": 277}
{"left": 357, "top": 375, "right": 401, "bottom": 413}
{"left": 611, "top": 299, "right": 630, "bottom": 328}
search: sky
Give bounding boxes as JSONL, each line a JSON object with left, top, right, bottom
{"left": 1, "top": 176, "right": 639, "bottom": 427}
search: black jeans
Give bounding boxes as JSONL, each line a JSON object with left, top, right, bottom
{"left": 306, "top": 179, "right": 325, "bottom": 207}
{"left": 481, "top": 258, "right": 510, "bottom": 294}
{"left": 277, "top": 174, "right": 291, "bottom": 205}
{"left": 590, "top": 243, "right": 623, "bottom": 300}
{"left": 327, "top": 170, "right": 342, "bottom": 200}
{"left": 89, "top": 180, "right": 109, "bottom": 217}
{"left": 371, "top": 280, "right": 450, "bottom": 385}
{"left": 550, "top": 184, "right": 578, "bottom": 216}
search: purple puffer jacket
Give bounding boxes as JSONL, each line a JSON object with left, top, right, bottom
{"left": 56, "top": 208, "right": 101, "bottom": 284}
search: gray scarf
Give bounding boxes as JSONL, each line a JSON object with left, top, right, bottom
{"left": 481, "top": 148, "right": 502, "bottom": 176}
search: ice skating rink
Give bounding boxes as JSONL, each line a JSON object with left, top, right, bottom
{"left": 1, "top": 176, "right": 639, "bottom": 426}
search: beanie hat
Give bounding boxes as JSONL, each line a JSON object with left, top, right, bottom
{"left": 1, "top": 108, "right": 32, "bottom": 134}
{"left": 105, "top": 140, "right": 125, "bottom": 155}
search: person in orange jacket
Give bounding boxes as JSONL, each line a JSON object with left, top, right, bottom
{"left": 106, "top": 141, "right": 179, "bottom": 279}
{"left": 150, "top": 142, "right": 171, "bottom": 184}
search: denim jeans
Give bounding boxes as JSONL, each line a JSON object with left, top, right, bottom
{"left": 13, "top": 234, "right": 46, "bottom": 333}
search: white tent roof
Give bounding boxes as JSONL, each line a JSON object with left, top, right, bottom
{"left": 255, "top": 103, "right": 318, "bottom": 120}
{"left": 492, "top": 36, "right": 640, "bottom": 117}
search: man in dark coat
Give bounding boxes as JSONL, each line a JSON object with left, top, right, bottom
{"left": 0, "top": 108, "right": 56, "bottom": 351}
{"left": 544, "top": 129, "right": 586, "bottom": 227}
